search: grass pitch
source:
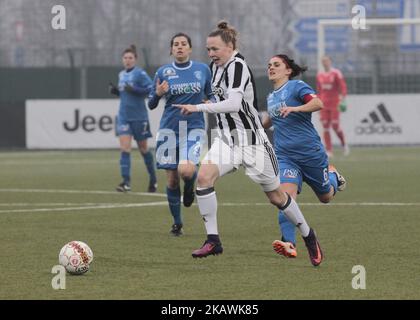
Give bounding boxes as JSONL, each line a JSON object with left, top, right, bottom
{"left": 0, "top": 147, "right": 419, "bottom": 299}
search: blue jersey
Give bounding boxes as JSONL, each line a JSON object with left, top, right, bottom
{"left": 149, "top": 61, "right": 212, "bottom": 132}
{"left": 267, "top": 80, "right": 326, "bottom": 166}
{"left": 118, "top": 66, "right": 153, "bottom": 121}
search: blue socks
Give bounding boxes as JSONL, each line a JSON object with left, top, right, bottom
{"left": 278, "top": 211, "right": 296, "bottom": 245}
{"left": 166, "top": 186, "right": 182, "bottom": 225}
{"left": 329, "top": 172, "right": 338, "bottom": 195}
{"left": 142, "top": 151, "right": 157, "bottom": 184}
{"left": 120, "top": 150, "right": 157, "bottom": 186}
{"left": 120, "top": 151, "right": 131, "bottom": 184}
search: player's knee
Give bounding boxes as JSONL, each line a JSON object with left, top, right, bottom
{"left": 319, "top": 197, "right": 331, "bottom": 204}
{"left": 178, "top": 164, "right": 196, "bottom": 180}
{"left": 137, "top": 141, "right": 148, "bottom": 154}
{"left": 167, "top": 176, "right": 180, "bottom": 189}
{"left": 321, "top": 121, "right": 331, "bottom": 130}
{"left": 269, "top": 197, "right": 281, "bottom": 207}
{"left": 332, "top": 124, "right": 340, "bottom": 131}
{"left": 317, "top": 193, "right": 332, "bottom": 204}
{"left": 197, "top": 171, "right": 213, "bottom": 188}
{"left": 120, "top": 142, "right": 131, "bottom": 152}
{"left": 267, "top": 189, "right": 286, "bottom": 208}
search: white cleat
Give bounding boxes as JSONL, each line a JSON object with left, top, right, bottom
{"left": 328, "top": 164, "right": 346, "bottom": 191}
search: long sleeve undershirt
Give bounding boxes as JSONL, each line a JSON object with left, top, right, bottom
{"left": 195, "top": 91, "right": 242, "bottom": 114}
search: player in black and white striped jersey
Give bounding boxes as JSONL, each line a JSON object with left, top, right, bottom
{"left": 175, "top": 21, "right": 323, "bottom": 266}
{"left": 208, "top": 47, "right": 264, "bottom": 147}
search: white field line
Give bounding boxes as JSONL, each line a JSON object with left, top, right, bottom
{"left": 2, "top": 188, "right": 419, "bottom": 205}
{"left": 227, "top": 202, "right": 420, "bottom": 206}
{"left": 0, "top": 203, "right": 130, "bottom": 206}
{"left": 0, "top": 201, "right": 168, "bottom": 214}
{"left": 0, "top": 188, "right": 419, "bottom": 214}
{"left": 0, "top": 160, "right": 117, "bottom": 165}
{"left": 0, "top": 201, "right": 419, "bottom": 214}
{"left": 0, "top": 188, "right": 167, "bottom": 198}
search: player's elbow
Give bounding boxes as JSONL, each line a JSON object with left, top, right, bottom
{"left": 315, "top": 98, "right": 324, "bottom": 111}
{"left": 259, "top": 111, "right": 271, "bottom": 129}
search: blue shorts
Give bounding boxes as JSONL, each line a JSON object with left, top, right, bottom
{"left": 117, "top": 118, "right": 152, "bottom": 141}
{"left": 155, "top": 128, "right": 205, "bottom": 170}
{"left": 279, "top": 158, "right": 331, "bottom": 195}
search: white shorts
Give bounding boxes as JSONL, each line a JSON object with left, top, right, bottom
{"left": 202, "top": 137, "right": 280, "bottom": 192}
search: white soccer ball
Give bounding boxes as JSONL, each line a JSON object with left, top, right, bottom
{"left": 59, "top": 241, "right": 93, "bottom": 275}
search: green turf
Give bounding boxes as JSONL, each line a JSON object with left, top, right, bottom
{"left": 0, "top": 147, "right": 419, "bottom": 299}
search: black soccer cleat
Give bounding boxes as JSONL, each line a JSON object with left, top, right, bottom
{"left": 148, "top": 181, "right": 158, "bottom": 193}
{"left": 302, "top": 228, "right": 324, "bottom": 267}
{"left": 170, "top": 224, "right": 183, "bottom": 237}
{"left": 116, "top": 182, "right": 131, "bottom": 192}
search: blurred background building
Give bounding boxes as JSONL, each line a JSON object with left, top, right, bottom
{"left": 1, "top": 0, "right": 420, "bottom": 147}
{"left": 1, "top": 0, "right": 419, "bottom": 92}
{"left": 0, "top": 0, "right": 294, "bottom": 70}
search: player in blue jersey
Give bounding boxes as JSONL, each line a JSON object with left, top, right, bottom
{"left": 261, "top": 54, "right": 347, "bottom": 258}
{"left": 109, "top": 44, "right": 157, "bottom": 193}
{"left": 148, "top": 33, "right": 213, "bottom": 236}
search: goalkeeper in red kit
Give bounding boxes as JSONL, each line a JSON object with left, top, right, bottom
{"left": 316, "top": 55, "right": 350, "bottom": 157}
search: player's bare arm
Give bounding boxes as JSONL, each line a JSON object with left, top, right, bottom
{"left": 259, "top": 111, "right": 272, "bottom": 129}
{"left": 280, "top": 96, "right": 323, "bottom": 118}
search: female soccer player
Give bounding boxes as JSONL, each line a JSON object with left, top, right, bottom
{"left": 148, "top": 33, "right": 213, "bottom": 236}
{"left": 175, "top": 22, "right": 324, "bottom": 266}
{"left": 109, "top": 45, "right": 157, "bottom": 193}
{"left": 261, "top": 54, "right": 347, "bottom": 258}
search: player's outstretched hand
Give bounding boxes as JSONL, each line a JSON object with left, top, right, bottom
{"left": 173, "top": 104, "right": 198, "bottom": 115}
{"left": 279, "top": 104, "right": 295, "bottom": 118}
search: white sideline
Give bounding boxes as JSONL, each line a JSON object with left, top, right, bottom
{"left": 0, "top": 201, "right": 168, "bottom": 214}
{"left": 0, "top": 188, "right": 167, "bottom": 198}
{"left": 0, "top": 188, "right": 419, "bottom": 214}
{"left": 0, "top": 160, "right": 117, "bottom": 165}
{"left": 0, "top": 203, "right": 135, "bottom": 206}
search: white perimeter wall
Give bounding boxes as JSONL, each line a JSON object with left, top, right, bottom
{"left": 26, "top": 94, "right": 420, "bottom": 149}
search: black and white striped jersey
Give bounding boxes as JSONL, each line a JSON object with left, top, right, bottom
{"left": 210, "top": 51, "right": 269, "bottom": 147}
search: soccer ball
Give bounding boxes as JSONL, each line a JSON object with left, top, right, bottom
{"left": 59, "top": 241, "right": 93, "bottom": 275}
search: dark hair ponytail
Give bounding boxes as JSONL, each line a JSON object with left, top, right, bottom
{"left": 275, "top": 54, "right": 307, "bottom": 79}
{"left": 123, "top": 44, "right": 137, "bottom": 58}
